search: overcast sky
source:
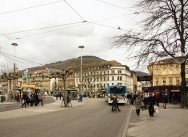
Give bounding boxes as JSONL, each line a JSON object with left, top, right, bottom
{"left": 0, "top": 0, "right": 147, "bottom": 73}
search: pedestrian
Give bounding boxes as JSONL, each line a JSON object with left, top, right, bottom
{"left": 163, "top": 92, "right": 168, "bottom": 109}
{"left": 155, "top": 92, "right": 160, "bottom": 106}
{"left": 59, "top": 92, "right": 62, "bottom": 100}
{"left": 112, "top": 95, "right": 120, "bottom": 112}
{"left": 56, "top": 91, "right": 59, "bottom": 100}
{"left": 147, "top": 93, "right": 155, "bottom": 117}
{"left": 21, "top": 92, "right": 29, "bottom": 108}
{"left": 134, "top": 93, "right": 142, "bottom": 116}
{"left": 38, "top": 93, "right": 44, "bottom": 106}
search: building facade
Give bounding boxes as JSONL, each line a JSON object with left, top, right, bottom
{"left": 74, "top": 62, "right": 133, "bottom": 95}
{"left": 148, "top": 58, "right": 184, "bottom": 86}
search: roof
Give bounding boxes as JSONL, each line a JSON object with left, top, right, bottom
{"left": 46, "top": 67, "right": 62, "bottom": 73}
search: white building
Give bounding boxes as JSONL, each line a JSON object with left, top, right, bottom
{"left": 75, "top": 62, "right": 133, "bottom": 94}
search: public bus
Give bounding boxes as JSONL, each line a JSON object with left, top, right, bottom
{"left": 105, "top": 85, "right": 128, "bottom": 104}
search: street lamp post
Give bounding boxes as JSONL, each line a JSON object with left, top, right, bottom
{"left": 78, "top": 45, "right": 84, "bottom": 95}
{"left": 11, "top": 43, "right": 18, "bottom": 95}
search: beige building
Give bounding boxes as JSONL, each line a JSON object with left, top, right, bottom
{"left": 148, "top": 58, "right": 188, "bottom": 86}
{"left": 21, "top": 67, "right": 75, "bottom": 93}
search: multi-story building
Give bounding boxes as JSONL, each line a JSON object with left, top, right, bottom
{"left": 21, "top": 67, "right": 75, "bottom": 93}
{"left": 148, "top": 58, "right": 182, "bottom": 86}
{"left": 74, "top": 61, "right": 133, "bottom": 95}
{"left": 1, "top": 60, "right": 135, "bottom": 97}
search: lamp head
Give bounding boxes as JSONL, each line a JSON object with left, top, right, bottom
{"left": 11, "top": 43, "right": 18, "bottom": 46}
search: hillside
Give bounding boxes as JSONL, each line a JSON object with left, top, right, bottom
{"left": 28, "top": 56, "right": 122, "bottom": 72}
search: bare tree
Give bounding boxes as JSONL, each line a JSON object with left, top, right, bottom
{"left": 114, "top": 0, "right": 188, "bottom": 108}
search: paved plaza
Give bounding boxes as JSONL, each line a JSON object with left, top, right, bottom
{"left": 127, "top": 104, "right": 188, "bottom": 137}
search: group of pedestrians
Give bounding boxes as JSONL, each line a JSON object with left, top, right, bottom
{"left": 130, "top": 91, "right": 169, "bottom": 117}
{"left": 21, "top": 92, "right": 44, "bottom": 108}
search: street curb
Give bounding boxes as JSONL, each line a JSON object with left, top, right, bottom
{"left": 121, "top": 105, "right": 133, "bottom": 137}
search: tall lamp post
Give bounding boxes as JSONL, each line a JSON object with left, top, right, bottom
{"left": 11, "top": 43, "right": 18, "bottom": 94}
{"left": 78, "top": 45, "right": 84, "bottom": 95}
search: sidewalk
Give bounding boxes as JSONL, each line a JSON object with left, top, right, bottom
{"left": 0, "top": 97, "right": 90, "bottom": 120}
{"left": 127, "top": 104, "right": 188, "bottom": 137}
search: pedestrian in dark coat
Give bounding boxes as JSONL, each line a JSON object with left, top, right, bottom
{"left": 163, "top": 92, "right": 168, "bottom": 109}
{"left": 112, "top": 95, "right": 120, "bottom": 112}
{"left": 147, "top": 93, "right": 155, "bottom": 117}
{"left": 21, "top": 92, "right": 29, "bottom": 108}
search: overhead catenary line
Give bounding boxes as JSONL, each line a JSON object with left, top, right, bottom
{"left": 1, "top": 21, "right": 85, "bottom": 35}
{"left": 0, "top": 11, "right": 141, "bottom": 42}
{"left": 0, "top": 51, "right": 43, "bottom": 66}
{"left": 88, "top": 22, "right": 127, "bottom": 31}
{"left": 0, "top": 0, "right": 65, "bottom": 15}
{"left": 64, "top": 0, "right": 86, "bottom": 21}
{"left": 0, "top": 52, "right": 40, "bottom": 68}
{"left": 96, "top": 0, "right": 149, "bottom": 14}
{"left": 96, "top": 0, "right": 137, "bottom": 13}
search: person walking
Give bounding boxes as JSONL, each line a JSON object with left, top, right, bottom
{"left": 38, "top": 93, "right": 44, "bottom": 106}
{"left": 147, "top": 93, "right": 155, "bottom": 117}
{"left": 134, "top": 93, "right": 142, "bottom": 116}
{"left": 163, "top": 92, "right": 168, "bottom": 109}
{"left": 59, "top": 92, "right": 62, "bottom": 100}
{"left": 112, "top": 95, "right": 120, "bottom": 112}
{"left": 21, "top": 92, "right": 29, "bottom": 108}
{"left": 155, "top": 92, "right": 160, "bottom": 106}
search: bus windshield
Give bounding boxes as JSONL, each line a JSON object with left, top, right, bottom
{"left": 109, "top": 86, "right": 126, "bottom": 95}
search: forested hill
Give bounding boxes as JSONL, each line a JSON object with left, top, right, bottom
{"left": 27, "top": 56, "right": 122, "bottom": 72}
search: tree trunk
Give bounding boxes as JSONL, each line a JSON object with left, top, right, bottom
{"left": 180, "top": 62, "right": 187, "bottom": 108}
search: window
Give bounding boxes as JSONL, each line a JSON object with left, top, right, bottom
{"left": 156, "top": 78, "right": 159, "bottom": 86}
{"left": 176, "top": 78, "right": 180, "bottom": 85}
{"left": 176, "top": 69, "right": 179, "bottom": 74}
{"left": 169, "top": 69, "right": 173, "bottom": 74}
{"left": 112, "top": 76, "right": 114, "bottom": 81}
{"left": 163, "top": 69, "right": 166, "bottom": 75}
{"left": 155, "top": 69, "right": 158, "bottom": 75}
{"left": 118, "top": 70, "right": 122, "bottom": 74}
{"left": 169, "top": 77, "right": 173, "bottom": 85}
{"left": 111, "top": 70, "right": 115, "bottom": 74}
{"left": 162, "top": 78, "right": 166, "bottom": 85}
{"left": 119, "top": 76, "right": 122, "bottom": 81}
